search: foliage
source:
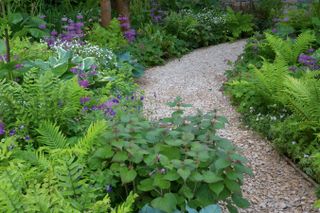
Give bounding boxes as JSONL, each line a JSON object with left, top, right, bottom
{"left": 86, "top": 19, "right": 128, "bottom": 51}
{"left": 85, "top": 97, "right": 252, "bottom": 212}
{"left": 265, "top": 31, "right": 316, "bottom": 65}
{"left": 130, "top": 24, "right": 188, "bottom": 66}
{"left": 0, "top": 69, "right": 90, "bottom": 143}
{"left": 159, "top": 0, "right": 219, "bottom": 12}
{"left": 225, "top": 8, "right": 254, "bottom": 40}
{"left": 249, "top": 0, "right": 283, "bottom": 30}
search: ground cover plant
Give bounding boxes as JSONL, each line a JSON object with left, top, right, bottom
{"left": 0, "top": 0, "right": 260, "bottom": 212}
{"left": 225, "top": 1, "right": 320, "bottom": 206}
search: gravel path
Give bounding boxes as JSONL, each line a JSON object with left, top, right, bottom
{"left": 138, "top": 40, "right": 318, "bottom": 212}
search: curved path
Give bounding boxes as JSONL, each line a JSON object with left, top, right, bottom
{"left": 138, "top": 40, "right": 317, "bottom": 212}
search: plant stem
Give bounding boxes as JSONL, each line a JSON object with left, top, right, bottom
{"left": 4, "top": 28, "right": 10, "bottom": 63}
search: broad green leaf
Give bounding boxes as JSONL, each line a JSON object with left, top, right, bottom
{"left": 209, "top": 182, "right": 224, "bottom": 196}
{"left": 112, "top": 151, "right": 128, "bottom": 162}
{"left": 92, "top": 146, "right": 113, "bottom": 159}
{"left": 154, "top": 174, "right": 171, "bottom": 189}
{"left": 224, "top": 179, "right": 241, "bottom": 193}
{"left": 52, "top": 63, "right": 69, "bottom": 77}
{"left": 202, "top": 171, "right": 223, "bottom": 183}
{"left": 138, "top": 178, "right": 154, "bottom": 191}
{"left": 177, "top": 168, "right": 191, "bottom": 181}
{"left": 164, "top": 171, "right": 180, "bottom": 181}
{"left": 232, "top": 194, "right": 250, "bottom": 208}
{"left": 151, "top": 193, "right": 177, "bottom": 213}
{"left": 179, "top": 185, "right": 193, "bottom": 199}
{"left": 120, "top": 168, "right": 137, "bottom": 184}
{"left": 215, "top": 158, "right": 230, "bottom": 170}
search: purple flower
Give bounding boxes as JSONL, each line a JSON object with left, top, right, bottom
{"left": 51, "top": 30, "right": 58, "bottom": 36}
{"left": 298, "top": 53, "right": 319, "bottom": 70}
{"left": 38, "top": 24, "right": 46, "bottom": 29}
{"left": 0, "top": 122, "right": 5, "bottom": 135}
{"left": 140, "top": 96, "right": 144, "bottom": 101}
{"left": 70, "top": 67, "right": 78, "bottom": 74}
{"left": 9, "top": 129, "right": 16, "bottom": 136}
{"left": 112, "top": 98, "right": 119, "bottom": 104}
{"left": 124, "top": 29, "right": 136, "bottom": 42}
{"left": 76, "top": 14, "right": 83, "bottom": 19}
{"left": 15, "top": 64, "right": 23, "bottom": 69}
{"left": 91, "top": 64, "right": 97, "bottom": 70}
{"left": 283, "top": 17, "right": 289, "bottom": 22}
{"left": 25, "top": 136, "right": 30, "bottom": 141}
{"left": 307, "top": 48, "right": 315, "bottom": 53}
{"left": 39, "top": 15, "right": 46, "bottom": 19}
{"left": 118, "top": 16, "right": 128, "bottom": 21}
{"left": 272, "top": 28, "right": 277, "bottom": 33}
{"left": 105, "top": 185, "right": 112, "bottom": 193}
{"left": 79, "top": 80, "right": 89, "bottom": 88}
{"left": 80, "top": 97, "right": 91, "bottom": 105}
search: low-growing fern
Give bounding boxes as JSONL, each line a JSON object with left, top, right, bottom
{"left": 265, "top": 31, "right": 316, "bottom": 64}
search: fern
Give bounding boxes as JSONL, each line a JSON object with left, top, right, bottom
{"left": 111, "top": 192, "right": 138, "bottom": 213}
{"left": 252, "top": 58, "right": 289, "bottom": 103}
{"left": 226, "top": 7, "right": 254, "bottom": 39}
{"left": 0, "top": 69, "right": 90, "bottom": 148}
{"left": 72, "top": 120, "right": 107, "bottom": 155}
{"left": 37, "top": 121, "right": 68, "bottom": 149}
{"left": 282, "top": 76, "right": 320, "bottom": 126}
{"left": 265, "top": 31, "right": 316, "bottom": 64}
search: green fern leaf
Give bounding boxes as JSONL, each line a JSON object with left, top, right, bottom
{"left": 37, "top": 121, "right": 68, "bottom": 149}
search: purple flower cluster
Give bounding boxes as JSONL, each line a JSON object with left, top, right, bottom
{"left": 82, "top": 98, "right": 119, "bottom": 117}
{"left": 0, "top": 122, "right": 5, "bottom": 135}
{"left": 46, "top": 15, "right": 84, "bottom": 47}
{"left": 298, "top": 53, "right": 319, "bottom": 70}
{"left": 118, "top": 16, "right": 136, "bottom": 42}
{"left": 150, "top": 0, "right": 164, "bottom": 23}
{"left": 70, "top": 65, "right": 98, "bottom": 88}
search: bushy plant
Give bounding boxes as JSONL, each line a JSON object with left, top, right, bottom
{"left": 225, "top": 7, "right": 254, "bottom": 40}
{"left": 86, "top": 97, "right": 252, "bottom": 212}
{"left": 0, "top": 69, "right": 90, "bottom": 143}
{"left": 86, "top": 19, "right": 128, "bottom": 51}
{"left": 129, "top": 25, "right": 188, "bottom": 66}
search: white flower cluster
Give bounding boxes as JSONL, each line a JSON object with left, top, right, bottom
{"left": 181, "top": 9, "right": 226, "bottom": 25}
{"left": 51, "top": 39, "right": 116, "bottom": 69}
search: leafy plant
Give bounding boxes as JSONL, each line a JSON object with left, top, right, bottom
{"left": 225, "top": 7, "right": 254, "bottom": 40}
{"left": 86, "top": 19, "right": 128, "bottom": 51}
{"left": 265, "top": 31, "right": 316, "bottom": 65}
{"left": 0, "top": 69, "right": 90, "bottom": 143}
{"left": 85, "top": 97, "right": 252, "bottom": 212}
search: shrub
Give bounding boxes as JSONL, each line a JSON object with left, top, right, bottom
{"left": 86, "top": 19, "right": 128, "bottom": 51}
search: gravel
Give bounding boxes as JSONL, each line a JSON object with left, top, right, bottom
{"left": 138, "top": 40, "right": 318, "bottom": 212}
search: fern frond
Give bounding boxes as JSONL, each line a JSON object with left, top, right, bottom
{"left": 252, "top": 58, "right": 289, "bottom": 103}
{"left": 37, "top": 121, "right": 68, "bottom": 149}
{"left": 282, "top": 76, "right": 320, "bottom": 124}
{"left": 293, "top": 31, "right": 316, "bottom": 60}
{"left": 72, "top": 120, "right": 108, "bottom": 155}
{"left": 111, "top": 192, "right": 138, "bottom": 213}
{"left": 265, "top": 31, "right": 315, "bottom": 65}
{"left": 89, "top": 194, "right": 112, "bottom": 213}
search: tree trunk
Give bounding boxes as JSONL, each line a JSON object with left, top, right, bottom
{"left": 115, "top": 0, "right": 130, "bottom": 20}
{"left": 100, "top": 0, "right": 112, "bottom": 27}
